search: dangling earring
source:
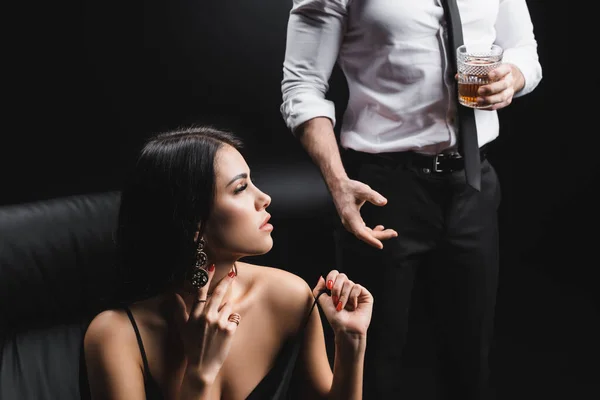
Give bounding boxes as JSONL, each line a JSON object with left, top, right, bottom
{"left": 190, "top": 238, "right": 209, "bottom": 289}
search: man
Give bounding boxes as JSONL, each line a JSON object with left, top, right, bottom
{"left": 280, "top": 0, "right": 542, "bottom": 399}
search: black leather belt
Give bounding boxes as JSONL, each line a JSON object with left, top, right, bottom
{"left": 344, "top": 146, "right": 488, "bottom": 174}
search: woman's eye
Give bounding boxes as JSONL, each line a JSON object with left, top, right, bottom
{"left": 234, "top": 183, "right": 248, "bottom": 194}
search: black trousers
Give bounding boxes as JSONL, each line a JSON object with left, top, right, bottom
{"left": 335, "top": 150, "right": 501, "bottom": 400}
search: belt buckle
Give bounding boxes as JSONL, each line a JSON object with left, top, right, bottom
{"left": 433, "top": 153, "right": 444, "bottom": 173}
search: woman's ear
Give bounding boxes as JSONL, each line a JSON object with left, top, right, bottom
{"left": 194, "top": 221, "right": 204, "bottom": 243}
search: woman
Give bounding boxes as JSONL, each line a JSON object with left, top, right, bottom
{"left": 83, "top": 125, "right": 377, "bottom": 400}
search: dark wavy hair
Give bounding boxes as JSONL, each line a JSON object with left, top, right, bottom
{"left": 115, "top": 125, "right": 243, "bottom": 304}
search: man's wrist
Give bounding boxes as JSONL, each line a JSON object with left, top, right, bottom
{"left": 508, "top": 63, "right": 525, "bottom": 93}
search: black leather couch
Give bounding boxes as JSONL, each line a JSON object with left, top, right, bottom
{"left": 0, "top": 163, "right": 335, "bottom": 400}
{"left": 0, "top": 191, "right": 121, "bottom": 400}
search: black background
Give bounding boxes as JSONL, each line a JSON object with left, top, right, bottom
{"left": 2, "top": 1, "right": 598, "bottom": 398}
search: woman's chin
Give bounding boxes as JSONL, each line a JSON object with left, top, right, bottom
{"left": 256, "top": 237, "right": 274, "bottom": 255}
{"left": 260, "top": 238, "right": 274, "bottom": 254}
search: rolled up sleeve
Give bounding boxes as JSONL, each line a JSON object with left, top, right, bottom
{"left": 495, "top": 0, "right": 543, "bottom": 97}
{"left": 280, "top": 0, "right": 349, "bottom": 133}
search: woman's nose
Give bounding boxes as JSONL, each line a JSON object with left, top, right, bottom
{"left": 257, "top": 189, "right": 271, "bottom": 210}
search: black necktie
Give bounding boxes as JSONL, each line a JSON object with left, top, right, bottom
{"left": 441, "top": 0, "right": 481, "bottom": 191}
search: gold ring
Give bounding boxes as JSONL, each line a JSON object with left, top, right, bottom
{"left": 228, "top": 313, "right": 241, "bottom": 325}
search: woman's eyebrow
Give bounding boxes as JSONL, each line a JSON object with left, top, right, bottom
{"left": 226, "top": 172, "right": 248, "bottom": 187}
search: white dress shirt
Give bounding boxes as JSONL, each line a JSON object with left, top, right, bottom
{"left": 280, "top": 0, "right": 543, "bottom": 155}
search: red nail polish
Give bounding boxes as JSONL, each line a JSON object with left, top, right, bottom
{"left": 228, "top": 271, "right": 235, "bottom": 278}
{"left": 336, "top": 301, "right": 343, "bottom": 312}
{"left": 208, "top": 264, "right": 215, "bottom": 272}
{"left": 327, "top": 280, "right": 333, "bottom": 290}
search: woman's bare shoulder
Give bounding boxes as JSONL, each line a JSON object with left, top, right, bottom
{"left": 83, "top": 309, "right": 148, "bottom": 396}
{"left": 242, "top": 262, "right": 312, "bottom": 296}
{"left": 84, "top": 309, "right": 137, "bottom": 358}
{"left": 240, "top": 262, "right": 315, "bottom": 328}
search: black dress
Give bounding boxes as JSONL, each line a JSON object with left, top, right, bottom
{"left": 122, "top": 292, "right": 323, "bottom": 400}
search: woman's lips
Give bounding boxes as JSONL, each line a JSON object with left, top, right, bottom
{"left": 260, "top": 214, "right": 273, "bottom": 231}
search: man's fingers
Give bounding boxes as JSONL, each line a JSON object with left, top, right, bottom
{"left": 349, "top": 180, "right": 386, "bottom": 207}
{"left": 344, "top": 214, "right": 383, "bottom": 249}
{"left": 371, "top": 228, "right": 398, "bottom": 240}
{"left": 488, "top": 64, "right": 511, "bottom": 80}
{"left": 340, "top": 185, "right": 393, "bottom": 248}
{"left": 355, "top": 225, "right": 398, "bottom": 249}
{"left": 354, "top": 228, "right": 384, "bottom": 249}
{"left": 363, "top": 188, "right": 387, "bottom": 207}
{"left": 343, "top": 211, "right": 366, "bottom": 233}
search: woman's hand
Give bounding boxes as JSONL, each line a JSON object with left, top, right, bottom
{"left": 312, "top": 270, "right": 373, "bottom": 338}
{"left": 173, "top": 266, "right": 240, "bottom": 384}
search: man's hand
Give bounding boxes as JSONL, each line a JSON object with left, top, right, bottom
{"left": 296, "top": 116, "right": 397, "bottom": 249}
{"left": 331, "top": 177, "right": 397, "bottom": 249}
{"left": 475, "top": 63, "right": 525, "bottom": 110}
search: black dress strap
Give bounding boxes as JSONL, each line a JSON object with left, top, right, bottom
{"left": 245, "top": 289, "right": 331, "bottom": 400}
{"left": 305, "top": 289, "right": 328, "bottom": 327}
{"left": 123, "top": 308, "right": 165, "bottom": 400}
{"left": 124, "top": 307, "right": 152, "bottom": 380}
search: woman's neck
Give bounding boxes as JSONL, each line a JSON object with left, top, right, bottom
{"left": 177, "top": 261, "right": 239, "bottom": 310}
{"left": 207, "top": 261, "right": 238, "bottom": 294}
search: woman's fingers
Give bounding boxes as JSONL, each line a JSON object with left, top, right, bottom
{"left": 217, "top": 303, "right": 236, "bottom": 332}
{"left": 227, "top": 313, "right": 241, "bottom": 330}
{"left": 347, "top": 283, "right": 363, "bottom": 311}
{"left": 216, "top": 302, "right": 241, "bottom": 335}
{"left": 321, "top": 269, "right": 370, "bottom": 312}
{"left": 336, "top": 279, "right": 354, "bottom": 311}
{"left": 205, "top": 268, "right": 236, "bottom": 318}
{"left": 312, "top": 275, "right": 327, "bottom": 298}
{"left": 358, "top": 283, "right": 374, "bottom": 304}
{"left": 330, "top": 271, "right": 347, "bottom": 309}
{"left": 325, "top": 271, "right": 338, "bottom": 286}
{"left": 325, "top": 270, "right": 340, "bottom": 294}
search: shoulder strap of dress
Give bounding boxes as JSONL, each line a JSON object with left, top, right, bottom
{"left": 300, "top": 289, "right": 329, "bottom": 330}
{"left": 124, "top": 307, "right": 152, "bottom": 379}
